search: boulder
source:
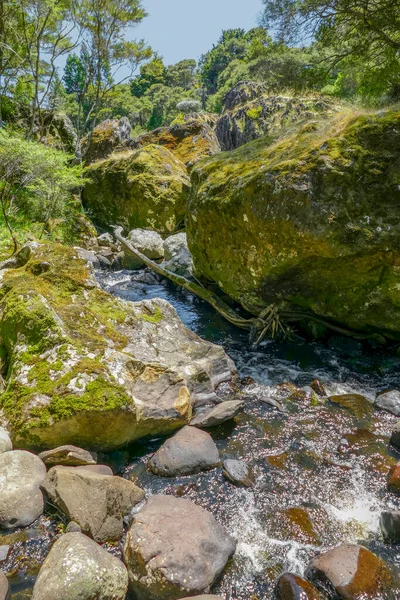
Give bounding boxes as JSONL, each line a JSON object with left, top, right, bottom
{"left": 191, "top": 400, "right": 244, "bottom": 428}
{"left": 390, "top": 421, "right": 400, "bottom": 450}
{"left": 75, "top": 464, "right": 113, "bottom": 476}
{"left": 148, "top": 426, "right": 220, "bottom": 476}
{"left": 82, "top": 117, "right": 131, "bottom": 164}
{"left": 163, "top": 232, "right": 194, "bottom": 278}
{"left": 275, "top": 573, "right": 325, "bottom": 599}
{"left": 187, "top": 110, "right": 400, "bottom": 341}
{"left": 0, "top": 427, "right": 12, "bottom": 453}
{"left": 123, "top": 495, "right": 236, "bottom": 600}
{"left": 38, "top": 445, "right": 97, "bottom": 467}
{"left": 97, "top": 232, "right": 114, "bottom": 247}
{"left": 41, "top": 111, "right": 77, "bottom": 153}
{"left": 0, "top": 243, "right": 236, "bottom": 450}
{"left": 388, "top": 461, "right": 400, "bottom": 493}
{"left": 83, "top": 144, "right": 190, "bottom": 235}
{"left": 0, "top": 571, "right": 8, "bottom": 600}
{"left": 0, "top": 450, "right": 46, "bottom": 529}
{"left": 306, "top": 544, "right": 392, "bottom": 599}
{"left": 215, "top": 82, "right": 338, "bottom": 151}
{"left": 123, "top": 228, "right": 164, "bottom": 269}
{"left": 222, "top": 459, "right": 252, "bottom": 487}
{"left": 375, "top": 389, "right": 400, "bottom": 416}
{"left": 42, "top": 465, "right": 145, "bottom": 542}
{"left": 131, "top": 118, "right": 221, "bottom": 168}
{"left": 380, "top": 510, "right": 400, "bottom": 542}
{"left": 328, "top": 394, "right": 374, "bottom": 418}
{"left": 31, "top": 532, "right": 128, "bottom": 600}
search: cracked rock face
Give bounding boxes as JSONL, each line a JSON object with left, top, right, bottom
{"left": 31, "top": 532, "right": 128, "bottom": 600}
{"left": 0, "top": 243, "right": 236, "bottom": 451}
{"left": 123, "top": 495, "right": 236, "bottom": 600}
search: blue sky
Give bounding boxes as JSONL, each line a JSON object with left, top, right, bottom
{"left": 133, "top": 0, "right": 264, "bottom": 66}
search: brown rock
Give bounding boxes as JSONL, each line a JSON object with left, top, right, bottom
{"left": 328, "top": 394, "right": 374, "bottom": 418}
{"left": 275, "top": 573, "right": 325, "bottom": 599}
{"left": 0, "top": 571, "right": 8, "bottom": 600}
{"left": 38, "top": 445, "right": 97, "bottom": 467}
{"left": 388, "top": 461, "right": 400, "bottom": 493}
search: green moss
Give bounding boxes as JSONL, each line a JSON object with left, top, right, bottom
{"left": 136, "top": 305, "right": 163, "bottom": 323}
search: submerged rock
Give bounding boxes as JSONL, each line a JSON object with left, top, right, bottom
{"left": 42, "top": 465, "right": 145, "bottom": 542}
{"left": 0, "top": 243, "right": 236, "bottom": 450}
{"left": 188, "top": 109, "right": 400, "bottom": 341}
{"left": 163, "top": 232, "right": 194, "bottom": 278}
{"left": 191, "top": 400, "right": 244, "bottom": 428}
{"left": 31, "top": 532, "right": 128, "bottom": 600}
{"left": 124, "top": 495, "right": 236, "bottom": 600}
{"left": 222, "top": 459, "right": 252, "bottom": 487}
{"left": 148, "top": 426, "right": 220, "bottom": 476}
{"left": 375, "top": 389, "right": 400, "bottom": 416}
{"left": 0, "top": 427, "right": 12, "bottom": 454}
{"left": 38, "top": 445, "right": 97, "bottom": 467}
{"left": 83, "top": 144, "right": 190, "bottom": 235}
{"left": 306, "top": 544, "right": 392, "bottom": 599}
{"left": 0, "top": 450, "right": 46, "bottom": 529}
{"left": 328, "top": 394, "right": 374, "bottom": 418}
{"left": 380, "top": 510, "right": 400, "bottom": 543}
{"left": 275, "top": 572, "right": 325, "bottom": 599}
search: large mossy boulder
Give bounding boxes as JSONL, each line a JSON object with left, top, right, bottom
{"left": 187, "top": 110, "right": 400, "bottom": 340}
{"left": 130, "top": 118, "right": 221, "bottom": 169}
{"left": 0, "top": 243, "right": 236, "bottom": 450}
{"left": 215, "top": 81, "right": 338, "bottom": 151}
{"left": 81, "top": 117, "right": 131, "bottom": 164}
{"left": 83, "top": 144, "right": 190, "bottom": 235}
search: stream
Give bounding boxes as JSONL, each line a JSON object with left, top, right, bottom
{"left": 4, "top": 267, "right": 400, "bottom": 599}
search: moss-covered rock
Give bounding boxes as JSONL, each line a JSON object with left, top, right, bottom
{"left": 215, "top": 82, "right": 339, "bottom": 150}
{"left": 83, "top": 144, "right": 190, "bottom": 235}
{"left": 0, "top": 243, "right": 235, "bottom": 450}
{"left": 131, "top": 118, "right": 221, "bottom": 169}
{"left": 81, "top": 118, "right": 131, "bottom": 164}
{"left": 187, "top": 109, "right": 400, "bottom": 340}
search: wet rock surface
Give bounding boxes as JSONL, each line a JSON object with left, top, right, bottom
{"left": 38, "top": 445, "right": 97, "bottom": 467}
{"left": 380, "top": 510, "right": 400, "bottom": 543}
{"left": 191, "top": 400, "right": 244, "bottom": 428}
{"left": 275, "top": 572, "right": 325, "bottom": 599}
{"left": 123, "top": 495, "right": 236, "bottom": 600}
{"left": 222, "top": 459, "right": 252, "bottom": 487}
{"left": 375, "top": 389, "right": 400, "bottom": 416}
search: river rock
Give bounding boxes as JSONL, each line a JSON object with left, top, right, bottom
{"left": 388, "top": 461, "right": 400, "bottom": 493}
{"left": 81, "top": 117, "right": 131, "bottom": 164}
{"left": 306, "top": 544, "right": 392, "bottom": 598}
{"left": 0, "top": 243, "right": 236, "bottom": 451}
{"left": 131, "top": 118, "right": 221, "bottom": 168}
{"left": 97, "top": 232, "right": 114, "bottom": 247}
{"left": 328, "top": 394, "right": 373, "bottom": 418}
{"left": 375, "top": 389, "right": 400, "bottom": 416}
{"left": 0, "top": 427, "right": 12, "bottom": 453}
{"left": 75, "top": 464, "right": 113, "bottom": 475}
{"left": 123, "top": 495, "right": 236, "bottom": 599}
{"left": 148, "top": 426, "right": 220, "bottom": 476}
{"left": 275, "top": 573, "right": 325, "bottom": 599}
{"left": 123, "top": 228, "right": 164, "bottom": 269}
{"left": 75, "top": 247, "right": 100, "bottom": 269}
{"left": 31, "top": 532, "right": 128, "bottom": 600}
{"left": 390, "top": 421, "right": 400, "bottom": 450}
{"left": 42, "top": 465, "right": 145, "bottom": 542}
{"left": 163, "top": 232, "right": 194, "bottom": 278}
{"left": 222, "top": 459, "right": 252, "bottom": 487}
{"left": 187, "top": 108, "right": 400, "bottom": 341}
{"left": 0, "top": 450, "right": 46, "bottom": 529}
{"left": 83, "top": 144, "right": 190, "bottom": 235}
{"left": 191, "top": 400, "right": 244, "bottom": 428}
{"left": 0, "top": 571, "right": 8, "bottom": 600}
{"left": 38, "top": 445, "right": 97, "bottom": 467}
{"left": 380, "top": 510, "right": 400, "bottom": 542}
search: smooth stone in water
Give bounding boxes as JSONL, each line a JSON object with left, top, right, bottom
{"left": 0, "top": 571, "right": 8, "bottom": 600}
{"left": 328, "top": 394, "right": 374, "bottom": 418}
{"left": 148, "top": 426, "right": 220, "bottom": 476}
{"left": 375, "top": 389, "right": 400, "bottom": 416}
{"left": 191, "top": 400, "right": 244, "bottom": 428}
{"left": 42, "top": 466, "right": 145, "bottom": 542}
{"left": 380, "top": 510, "right": 400, "bottom": 542}
{"left": 124, "top": 495, "right": 236, "bottom": 600}
{"left": 38, "top": 445, "right": 97, "bottom": 467}
{"left": 222, "top": 459, "right": 252, "bottom": 487}
{"left": 0, "top": 428, "right": 12, "bottom": 454}
{"left": 306, "top": 544, "right": 392, "bottom": 599}
{"left": 0, "top": 450, "right": 46, "bottom": 529}
{"left": 31, "top": 532, "right": 128, "bottom": 600}
{"left": 388, "top": 461, "right": 400, "bottom": 493}
{"left": 275, "top": 573, "right": 326, "bottom": 599}
{"left": 390, "top": 421, "right": 400, "bottom": 450}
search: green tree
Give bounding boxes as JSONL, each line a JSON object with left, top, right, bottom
{"left": 130, "top": 55, "right": 166, "bottom": 97}
{"left": 166, "top": 59, "right": 197, "bottom": 89}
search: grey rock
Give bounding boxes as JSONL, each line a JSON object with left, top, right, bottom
{"left": 74, "top": 464, "right": 113, "bottom": 476}
{"left": 391, "top": 421, "right": 400, "bottom": 450}
{"left": 96, "top": 254, "right": 112, "bottom": 269}
{"left": 163, "top": 233, "right": 194, "bottom": 278}
{"left": 191, "top": 400, "right": 244, "bottom": 428}
{"left": 42, "top": 466, "right": 145, "bottom": 542}
{"left": 375, "top": 389, "right": 400, "bottom": 416}
{"left": 306, "top": 544, "right": 392, "bottom": 599}
{"left": 124, "top": 495, "right": 236, "bottom": 600}
{"left": 123, "top": 229, "right": 164, "bottom": 269}
{"left": 75, "top": 247, "right": 100, "bottom": 269}
{"left": 0, "top": 546, "right": 9, "bottom": 562}
{"left": 0, "top": 571, "right": 8, "bottom": 600}
{"left": 149, "top": 426, "right": 220, "bottom": 476}
{"left": 0, "top": 427, "right": 12, "bottom": 454}
{"left": 0, "top": 450, "right": 46, "bottom": 529}
{"left": 31, "top": 532, "right": 128, "bottom": 600}
{"left": 38, "top": 445, "right": 97, "bottom": 467}
{"left": 65, "top": 521, "right": 82, "bottom": 533}
{"left": 222, "top": 459, "right": 252, "bottom": 487}
{"left": 97, "top": 233, "right": 114, "bottom": 247}
{"left": 380, "top": 510, "right": 400, "bottom": 542}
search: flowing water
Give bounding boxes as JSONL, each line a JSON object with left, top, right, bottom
{"left": 3, "top": 268, "right": 400, "bottom": 598}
